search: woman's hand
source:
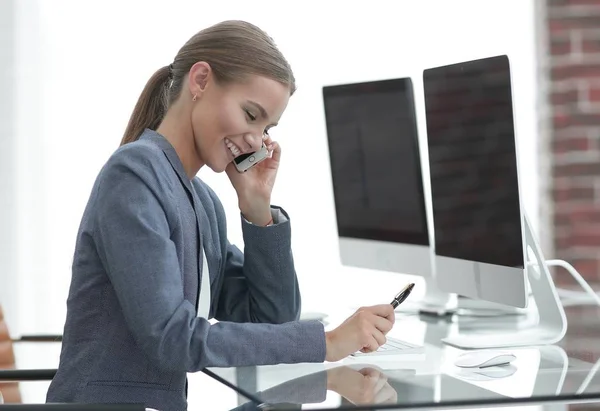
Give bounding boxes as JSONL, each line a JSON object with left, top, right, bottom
{"left": 225, "top": 134, "right": 280, "bottom": 225}
{"left": 324, "top": 305, "right": 396, "bottom": 362}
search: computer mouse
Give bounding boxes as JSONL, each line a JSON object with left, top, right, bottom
{"left": 454, "top": 350, "right": 516, "bottom": 368}
{"left": 455, "top": 364, "right": 517, "bottom": 381}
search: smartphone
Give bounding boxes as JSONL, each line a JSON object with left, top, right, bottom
{"left": 233, "top": 143, "right": 269, "bottom": 173}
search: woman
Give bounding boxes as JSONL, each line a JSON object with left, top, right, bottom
{"left": 46, "top": 20, "right": 395, "bottom": 411}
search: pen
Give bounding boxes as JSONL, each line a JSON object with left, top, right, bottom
{"left": 390, "top": 283, "right": 415, "bottom": 309}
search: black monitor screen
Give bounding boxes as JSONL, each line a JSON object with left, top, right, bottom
{"left": 323, "top": 78, "right": 428, "bottom": 245}
{"left": 423, "top": 55, "right": 524, "bottom": 268}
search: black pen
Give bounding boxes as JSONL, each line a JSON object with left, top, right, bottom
{"left": 390, "top": 283, "right": 415, "bottom": 309}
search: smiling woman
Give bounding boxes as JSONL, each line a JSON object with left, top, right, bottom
{"left": 44, "top": 19, "right": 397, "bottom": 411}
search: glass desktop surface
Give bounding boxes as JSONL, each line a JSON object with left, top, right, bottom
{"left": 7, "top": 307, "right": 600, "bottom": 410}
{"left": 205, "top": 305, "right": 600, "bottom": 410}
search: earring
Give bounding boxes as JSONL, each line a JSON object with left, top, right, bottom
{"left": 192, "top": 94, "right": 197, "bottom": 102}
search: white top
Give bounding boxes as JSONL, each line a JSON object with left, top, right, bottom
{"left": 197, "top": 246, "right": 211, "bottom": 319}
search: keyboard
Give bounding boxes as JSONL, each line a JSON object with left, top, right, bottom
{"left": 351, "top": 337, "right": 424, "bottom": 357}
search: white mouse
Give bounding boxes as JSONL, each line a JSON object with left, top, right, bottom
{"left": 454, "top": 351, "right": 516, "bottom": 368}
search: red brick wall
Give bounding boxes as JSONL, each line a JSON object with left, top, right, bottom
{"left": 547, "top": 0, "right": 600, "bottom": 284}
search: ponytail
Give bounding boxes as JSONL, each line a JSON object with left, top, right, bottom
{"left": 120, "top": 66, "right": 171, "bottom": 146}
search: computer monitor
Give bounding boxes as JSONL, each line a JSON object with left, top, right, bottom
{"left": 322, "top": 78, "right": 451, "bottom": 311}
{"left": 423, "top": 55, "right": 567, "bottom": 348}
{"left": 423, "top": 55, "right": 528, "bottom": 308}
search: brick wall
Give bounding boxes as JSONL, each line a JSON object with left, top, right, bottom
{"left": 546, "top": 0, "right": 600, "bottom": 284}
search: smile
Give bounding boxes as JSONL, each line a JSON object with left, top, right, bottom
{"left": 225, "top": 138, "right": 242, "bottom": 157}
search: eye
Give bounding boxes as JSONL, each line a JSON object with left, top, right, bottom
{"left": 244, "top": 109, "right": 256, "bottom": 121}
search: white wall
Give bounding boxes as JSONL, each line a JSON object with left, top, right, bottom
{"left": 6, "top": 0, "right": 540, "bottom": 335}
{"left": 0, "top": 0, "right": 19, "bottom": 333}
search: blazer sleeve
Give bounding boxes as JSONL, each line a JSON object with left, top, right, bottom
{"left": 214, "top": 206, "right": 302, "bottom": 324}
{"left": 92, "top": 147, "right": 326, "bottom": 373}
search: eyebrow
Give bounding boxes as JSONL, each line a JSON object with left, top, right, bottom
{"left": 248, "top": 100, "right": 278, "bottom": 126}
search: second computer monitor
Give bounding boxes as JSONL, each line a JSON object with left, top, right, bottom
{"left": 423, "top": 55, "right": 528, "bottom": 308}
{"left": 323, "top": 78, "right": 431, "bottom": 278}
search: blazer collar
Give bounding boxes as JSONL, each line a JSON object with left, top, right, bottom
{"left": 139, "top": 128, "right": 193, "bottom": 192}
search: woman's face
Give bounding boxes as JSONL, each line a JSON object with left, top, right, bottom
{"left": 189, "top": 64, "right": 290, "bottom": 173}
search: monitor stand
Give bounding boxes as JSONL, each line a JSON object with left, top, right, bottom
{"left": 454, "top": 295, "right": 530, "bottom": 317}
{"left": 417, "top": 276, "right": 456, "bottom": 317}
{"left": 415, "top": 270, "right": 526, "bottom": 318}
{"left": 441, "top": 213, "right": 568, "bottom": 349}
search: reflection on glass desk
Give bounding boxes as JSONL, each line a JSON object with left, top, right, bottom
{"left": 205, "top": 305, "right": 600, "bottom": 410}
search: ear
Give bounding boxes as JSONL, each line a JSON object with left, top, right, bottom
{"left": 188, "top": 61, "right": 212, "bottom": 96}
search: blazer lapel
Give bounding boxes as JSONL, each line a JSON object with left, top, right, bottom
{"left": 139, "top": 129, "right": 205, "bottom": 309}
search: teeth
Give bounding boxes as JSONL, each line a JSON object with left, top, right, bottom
{"left": 225, "top": 138, "right": 241, "bottom": 156}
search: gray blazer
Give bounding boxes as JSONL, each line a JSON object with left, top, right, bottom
{"left": 46, "top": 129, "right": 326, "bottom": 411}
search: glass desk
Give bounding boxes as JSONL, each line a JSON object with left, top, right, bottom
{"left": 204, "top": 305, "right": 600, "bottom": 410}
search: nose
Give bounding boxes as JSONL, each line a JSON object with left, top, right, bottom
{"left": 242, "top": 133, "right": 263, "bottom": 152}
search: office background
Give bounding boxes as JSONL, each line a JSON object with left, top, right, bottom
{"left": 0, "top": 0, "right": 597, "bottom": 355}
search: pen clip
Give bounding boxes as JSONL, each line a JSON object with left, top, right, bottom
{"left": 394, "top": 283, "right": 414, "bottom": 300}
